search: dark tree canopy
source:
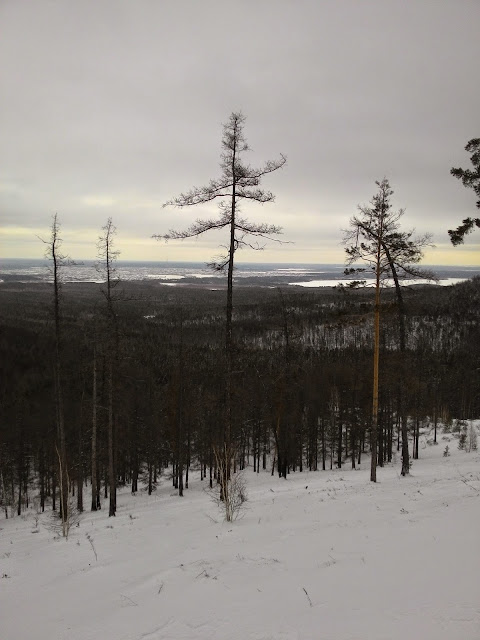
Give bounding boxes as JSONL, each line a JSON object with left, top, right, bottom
{"left": 449, "top": 137, "right": 480, "bottom": 245}
{"left": 343, "top": 178, "right": 433, "bottom": 287}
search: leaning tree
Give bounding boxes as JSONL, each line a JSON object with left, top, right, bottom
{"left": 155, "top": 112, "right": 286, "bottom": 494}
{"left": 343, "top": 179, "right": 433, "bottom": 480}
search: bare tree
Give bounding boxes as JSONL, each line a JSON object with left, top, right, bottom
{"left": 212, "top": 444, "right": 247, "bottom": 522}
{"left": 155, "top": 112, "right": 286, "bottom": 494}
{"left": 39, "top": 215, "right": 70, "bottom": 535}
{"left": 91, "top": 342, "right": 100, "bottom": 511}
{"left": 449, "top": 138, "right": 480, "bottom": 245}
{"left": 343, "top": 179, "right": 433, "bottom": 480}
{"left": 96, "top": 218, "right": 120, "bottom": 517}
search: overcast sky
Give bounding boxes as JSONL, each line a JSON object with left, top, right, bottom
{"left": 1, "top": 0, "right": 479, "bottom": 265}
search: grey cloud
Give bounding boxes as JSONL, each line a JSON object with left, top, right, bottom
{"left": 1, "top": 0, "right": 479, "bottom": 261}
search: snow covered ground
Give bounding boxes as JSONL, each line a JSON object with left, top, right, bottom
{"left": 1, "top": 427, "right": 479, "bottom": 640}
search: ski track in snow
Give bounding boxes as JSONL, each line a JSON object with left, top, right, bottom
{"left": 1, "top": 427, "right": 479, "bottom": 640}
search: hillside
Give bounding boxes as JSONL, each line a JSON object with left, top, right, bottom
{"left": 1, "top": 426, "right": 479, "bottom": 640}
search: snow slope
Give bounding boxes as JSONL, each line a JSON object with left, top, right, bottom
{"left": 1, "top": 430, "right": 479, "bottom": 640}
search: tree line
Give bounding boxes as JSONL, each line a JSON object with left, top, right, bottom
{"left": 1, "top": 268, "right": 479, "bottom": 523}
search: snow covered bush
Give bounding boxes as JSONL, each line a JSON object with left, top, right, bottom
{"left": 457, "top": 422, "right": 478, "bottom": 452}
{"left": 453, "top": 419, "right": 467, "bottom": 434}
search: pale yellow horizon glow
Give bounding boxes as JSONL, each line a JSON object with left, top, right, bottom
{"left": 1, "top": 226, "right": 479, "bottom": 266}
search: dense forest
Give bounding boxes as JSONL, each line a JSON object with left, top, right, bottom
{"left": 1, "top": 273, "right": 479, "bottom": 521}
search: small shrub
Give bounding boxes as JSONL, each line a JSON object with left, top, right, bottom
{"left": 212, "top": 445, "right": 248, "bottom": 522}
{"left": 453, "top": 419, "right": 467, "bottom": 434}
{"left": 47, "top": 498, "right": 80, "bottom": 538}
{"left": 468, "top": 423, "right": 478, "bottom": 452}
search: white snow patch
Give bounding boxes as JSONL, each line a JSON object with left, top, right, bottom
{"left": 290, "top": 278, "right": 467, "bottom": 288}
{"left": 145, "top": 274, "right": 184, "bottom": 280}
{"left": 1, "top": 430, "right": 479, "bottom": 640}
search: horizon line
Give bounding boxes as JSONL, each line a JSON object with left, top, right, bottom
{"left": 2, "top": 257, "right": 480, "bottom": 269}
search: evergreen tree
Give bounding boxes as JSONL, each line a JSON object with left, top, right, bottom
{"left": 449, "top": 138, "right": 480, "bottom": 245}
{"left": 343, "top": 179, "right": 432, "bottom": 480}
{"left": 155, "top": 112, "right": 286, "bottom": 496}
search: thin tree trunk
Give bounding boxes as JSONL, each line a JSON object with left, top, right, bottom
{"left": 91, "top": 345, "right": 99, "bottom": 510}
{"left": 385, "top": 252, "right": 410, "bottom": 476}
{"left": 108, "top": 360, "right": 116, "bottom": 516}
{"left": 371, "top": 234, "right": 382, "bottom": 483}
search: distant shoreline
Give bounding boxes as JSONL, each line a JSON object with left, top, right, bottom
{"left": 1, "top": 259, "right": 479, "bottom": 290}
